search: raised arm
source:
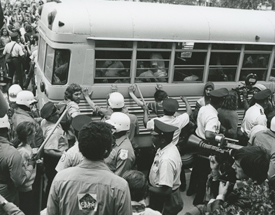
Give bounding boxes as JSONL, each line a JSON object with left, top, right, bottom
{"left": 181, "top": 96, "right": 192, "bottom": 115}
{"left": 82, "top": 88, "right": 97, "bottom": 112}
{"left": 128, "top": 85, "right": 143, "bottom": 106}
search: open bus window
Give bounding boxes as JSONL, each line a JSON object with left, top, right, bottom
{"left": 208, "top": 52, "right": 239, "bottom": 82}
{"left": 240, "top": 54, "right": 269, "bottom": 81}
{"left": 135, "top": 51, "right": 170, "bottom": 82}
{"left": 52, "top": 49, "right": 70, "bottom": 85}
{"left": 173, "top": 42, "right": 206, "bottom": 82}
{"left": 94, "top": 50, "right": 131, "bottom": 83}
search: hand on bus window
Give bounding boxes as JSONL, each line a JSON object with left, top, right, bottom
{"left": 82, "top": 88, "right": 93, "bottom": 99}
{"left": 128, "top": 85, "right": 135, "bottom": 93}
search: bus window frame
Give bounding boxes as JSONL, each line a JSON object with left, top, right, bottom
{"left": 37, "top": 36, "right": 46, "bottom": 74}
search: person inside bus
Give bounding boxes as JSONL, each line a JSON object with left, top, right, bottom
{"left": 138, "top": 53, "right": 167, "bottom": 82}
{"left": 185, "top": 146, "right": 275, "bottom": 215}
{"left": 53, "top": 50, "right": 69, "bottom": 84}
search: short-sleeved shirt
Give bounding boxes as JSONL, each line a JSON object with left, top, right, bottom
{"left": 40, "top": 119, "right": 68, "bottom": 152}
{"left": 196, "top": 104, "right": 220, "bottom": 139}
{"left": 55, "top": 141, "right": 83, "bottom": 172}
{"left": 241, "top": 103, "right": 267, "bottom": 137}
{"left": 47, "top": 159, "right": 132, "bottom": 215}
{"left": 146, "top": 113, "right": 190, "bottom": 145}
{"left": 149, "top": 143, "right": 182, "bottom": 190}
{"left": 67, "top": 100, "right": 80, "bottom": 118}
{"left": 104, "top": 135, "right": 135, "bottom": 177}
{"left": 3, "top": 41, "right": 24, "bottom": 57}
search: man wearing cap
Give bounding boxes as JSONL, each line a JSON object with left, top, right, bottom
{"left": 188, "top": 88, "right": 229, "bottom": 205}
{"left": 11, "top": 90, "right": 43, "bottom": 148}
{"left": 3, "top": 31, "right": 25, "bottom": 88}
{"left": 250, "top": 116, "right": 275, "bottom": 187}
{"left": 55, "top": 115, "right": 92, "bottom": 172}
{"left": 241, "top": 89, "right": 271, "bottom": 139}
{"left": 105, "top": 112, "right": 136, "bottom": 177}
{"left": 243, "top": 83, "right": 267, "bottom": 112}
{"left": 83, "top": 89, "right": 139, "bottom": 146}
{"left": 40, "top": 101, "right": 68, "bottom": 198}
{"left": 144, "top": 97, "right": 192, "bottom": 146}
{"left": 148, "top": 120, "right": 183, "bottom": 215}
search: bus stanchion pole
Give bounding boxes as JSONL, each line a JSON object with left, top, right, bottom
{"left": 34, "top": 107, "right": 68, "bottom": 213}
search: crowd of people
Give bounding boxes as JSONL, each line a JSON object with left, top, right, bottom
{"left": 1, "top": 1, "right": 275, "bottom": 215}
{"left": 0, "top": 75, "right": 275, "bottom": 215}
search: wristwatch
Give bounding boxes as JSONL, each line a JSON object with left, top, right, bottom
{"left": 0, "top": 200, "right": 7, "bottom": 207}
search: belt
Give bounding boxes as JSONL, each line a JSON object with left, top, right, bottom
{"left": 172, "top": 188, "right": 179, "bottom": 193}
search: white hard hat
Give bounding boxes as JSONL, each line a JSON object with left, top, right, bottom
{"left": 108, "top": 92, "right": 124, "bottom": 109}
{"left": 16, "top": 90, "right": 37, "bottom": 107}
{"left": 8, "top": 84, "right": 22, "bottom": 102}
{"left": 0, "top": 115, "right": 10, "bottom": 129}
{"left": 106, "top": 112, "right": 130, "bottom": 132}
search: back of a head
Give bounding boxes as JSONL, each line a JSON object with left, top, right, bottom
{"left": 16, "top": 121, "right": 35, "bottom": 143}
{"left": 106, "top": 112, "right": 130, "bottom": 133}
{"left": 220, "top": 91, "right": 238, "bottom": 111}
{"left": 78, "top": 121, "right": 114, "bottom": 161}
{"left": 122, "top": 170, "right": 147, "bottom": 202}
{"left": 154, "top": 90, "right": 168, "bottom": 102}
{"left": 16, "top": 90, "right": 36, "bottom": 108}
{"left": 8, "top": 84, "right": 22, "bottom": 103}
{"left": 108, "top": 92, "right": 124, "bottom": 109}
{"left": 233, "top": 146, "right": 270, "bottom": 184}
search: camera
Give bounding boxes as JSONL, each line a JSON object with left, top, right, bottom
{"left": 186, "top": 134, "right": 242, "bottom": 183}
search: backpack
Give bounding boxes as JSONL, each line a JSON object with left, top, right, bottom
{"left": 5, "top": 43, "right": 16, "bottom": 63}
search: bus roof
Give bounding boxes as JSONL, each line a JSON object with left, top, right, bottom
{"left": 39, "top": 0, "right": 275, "bottom": 44}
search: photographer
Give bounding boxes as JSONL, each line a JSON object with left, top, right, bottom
{"left": 185, "top": 146, "right": 275, "bottom": 215}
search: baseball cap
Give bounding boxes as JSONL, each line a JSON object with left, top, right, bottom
{"left": 154, "top": 119, "right": 178, "bottom": 135}
{"left": 162, "top": 98, "right": 179, "bottom": 113}
{"left": 209, "top": 88, "right": 229, "bottom": 98}
{"left": 41, "top": 102, "right": 58, "bottom": 119}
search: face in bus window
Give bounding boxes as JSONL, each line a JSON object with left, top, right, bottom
{"left": 72, "top": 91, "right": 82, "bottom": 104}
{"left": 205, "top": 87, "right": 213, "bottom": 97}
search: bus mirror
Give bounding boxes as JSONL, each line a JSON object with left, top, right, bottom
{"left": 58, "top": 21, "right": 64, "bottom": 27}
{"left": 255, "top": 35, "right": 260, "bottom": 41}
{"left": 40, "top": 81, "right": 45, "bottom": 93}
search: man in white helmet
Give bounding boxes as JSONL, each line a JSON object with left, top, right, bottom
{"left": 7, "top": 84, "right": 22, "bottom": 118}
{"left": 0, "top": 114, "right": 27, "bottom": 207}
{"left": 83, "top": 90, "right": 139, "bottom": 146}
{"left": 11, "top": 90, "right": 44, "bottom": 148}
{"left": 105, "top": 112, "right": 136, "bottom": 176}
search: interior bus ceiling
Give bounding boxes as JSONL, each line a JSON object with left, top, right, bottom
{"left": 40, "top": 0, "right": 275, "bottom": 44}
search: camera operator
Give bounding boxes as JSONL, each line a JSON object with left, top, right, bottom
{"left": 187, "top": 88, "right": 229, "bottom": 205}
{"left": 185, "top": 146, "right": 275, "bottom": 215}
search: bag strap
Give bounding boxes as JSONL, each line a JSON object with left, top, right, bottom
{"left": 9, "top": 43, "right": 16, "bottom": 57}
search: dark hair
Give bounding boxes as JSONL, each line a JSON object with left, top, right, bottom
{"left": 220, "top": 91, "right": 238, "bottom": 110}
{"left": 78, "top": 122, "right": 113, "bottom": 161}
{"left": 64, "top": 83, "right": 81, "bottom": 100}
{"left": 122, "top": 170, "right": 148, "bottom": 202}
{"left": 234, "top": 146, "right": 270, "bottom": 184}
{"left": 16, "top": 121, "right": 35, "bottom": 144}
{"left": 0, "top": 28, "right": 9, "bottom": 37}
{"left": 154, "top": 90, "right": 168, "bottom": 102}
{"left": 210, "top": 96, "right": 223, "bottom": 107}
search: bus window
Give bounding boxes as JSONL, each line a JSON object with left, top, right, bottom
{"left": 173, "top": 42, "right": 207, "bottom": 82}
{"left": 208, "top": 44, "right": 241, "bottom": 82}
{"left": 52, "top": 49, "right": 70, "bottom": 85}
{"left": 94, "top": 41, "right": 132, "bottom": 83}
{"left": 245, "top": 44, "right": 272, "bottom": 51}
{"left": 44, "top": 45, "right": 55, "bottom": 83}
{"left": 136, "top": 42, "right": 171, "bottom": 83}
{"left": 37, "top": 37, "right": 46, "bottom": 71}
{"left": 240, "top": 53, "right": 269, "bottom": 81}
{"left": 270, "top": 59, "right": 275, "bottom": 81}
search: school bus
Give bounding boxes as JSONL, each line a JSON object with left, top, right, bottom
{"left": 35, "top": 0, "right": 275, "bottom": 151}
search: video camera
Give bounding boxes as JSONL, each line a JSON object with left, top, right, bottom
{"left": 232, "top": 73, "right": 258, "bottom": 108}
{"left": 186, "top": 134, "right": 242, "bottom": 183}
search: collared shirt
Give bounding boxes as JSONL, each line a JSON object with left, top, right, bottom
{"left": 104, "top": 135, "right": 135, "bottom": 176}
{"left": 131, "top": 200, "right": 161, "bottom": 215}
{"left": 149, "top": 143, "right": 182, "bottom": 190}
{"left": 41, "top": 119, "right": 68, "bottom": 152}
{"left": 3, "top": 41, "right": 24, "bottom": 57}
{"left": 241, "top": 103, "right": 267, "bottom": 137}
{"left": 47, "top": 159, "right": 132, "bottom": 215}
{"left": 146, "top": 113, "right": 189, "bottom": 145}
{"left": 196, "top": 104, "right": 220, "bottom": 139}
{"left": 0, "top": 136, "right": 27, "bottom": 203}
{"left": 55, "top": 141, "right": 84, "bottom": 172}
{"left": 11, "top": 108, "right": 44, "bottom": 148}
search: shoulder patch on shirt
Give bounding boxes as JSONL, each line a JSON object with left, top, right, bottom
{"left": 119, "top": 149, "right": 128, "bottom": 160}
{"left": 60, "top": 153, "right": 66, "bottom": 162}
{"left": 78, "top": 193, "right": 97, "bottom": 212}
